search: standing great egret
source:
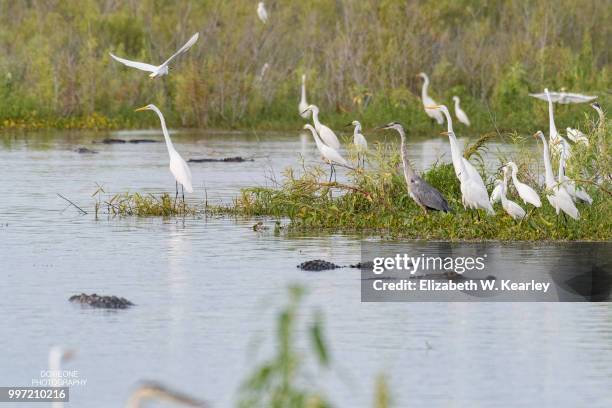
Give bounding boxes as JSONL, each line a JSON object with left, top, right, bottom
{"left": 135, "top": 104, "right": 193, "bottom": 200}
{"left": 500, "top": 166, "right": 526, "bottom": 220}
{"left": 506, "top": 161, "right": 542, "bottom": 207}
{"left": 442, "top": 131, "right": 494, "bottom": 216}
{"left": 558, "top": 144, "right": 593, "bottom": 204}
{"left": 452, "top": 96, "right": 470, "bottom": 126}
{"left": 544, "top": 88, "right": 571, "bottom": 158}
{"left": 126, "top": 381, "right": 208, "bottom": 407}
{"left": 303, "top": 124, "right": 348, "bottom": 181}
{"left": 566, "top": 128, "right": 589, "bottom": 145}
{"left": 417, "top": 73, "right": 444, "bottom": 125}
{"left": 110, "top": 33, "right": 199, "bottom": 78}
{"left": 534, "top": 131, "right": 579, "bottom": 220}
{"left": 301, "top": 104, "right": 341, "bottom": 149}
{"left": 529, "top": 91, "right": 598, "bottom": 104}
{"left": 257, "top": 2, "right": 268, "bottom": 23}
{"left": 298, "top": 75, "right": 310, "bottom": 118}
{"left": 379, "top": 122, "right": 450, "bottom": 213}
{"left": 49, "top": 346, "right": 76, "bottom": 408}
{"left": 347, "top": 120, "right": 368, "bottom": 167}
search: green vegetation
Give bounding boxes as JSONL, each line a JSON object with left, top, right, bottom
{"left": 92, "top": 187, "right": 198, "bottom": 217}
{"left": 0, "top": 1, "right": 609, "bottom": 131}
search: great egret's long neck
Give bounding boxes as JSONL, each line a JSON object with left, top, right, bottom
{"left": 501, "top": 170, "right": 509, "bottom": 201}
{"left": 538, "top": 134, "right": 555, "bottom": 188}
{"left": 300, "top": 77, "right": 307, "bottom": 104}
{"left": 454, "top": 98, "right": 460, "bottom": 111}
{"left": 307, "top": 127, "right": 323, "bottom": 150}
{"left": 397, "top": 127, "right": 417, "bottom": 184}
{"left": 547, "top": 94, "right": 558, "bottom": 138}
{"left": 152, "top": 108, "right": 175, "bottom": 155}
{"left": 441, "top": 108, "right": 453, "bottom": 133}
{"left": 558, "top": 152, "right": 566, "bottom": 182}
{"left": 311, "top": 109, "right": 321, "bottom": 129}
{"left": 510, "top": 165, "right": 520, "bottom": 186}
{"left": 421, "top": 76, "right": 429, "bottom": 101}
{"left": 447, "top": 131, "right": 462, "bottom": 173}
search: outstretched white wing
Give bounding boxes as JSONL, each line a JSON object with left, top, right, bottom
{"left": 109, "top": 53, "right": 158, "bottom": 73}
{"left": 529, "top": 91, "right": 597, "bottom": 104}
{"left": 161, "top": 33, "right": 199, "bottom": 67}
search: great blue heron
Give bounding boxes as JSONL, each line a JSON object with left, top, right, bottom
{"left": 452, "top": 96, "right": 470, "bottom": 126}
{"left": 533, "top": 131, "right": 580, "bottom": 219}
{"left": 506, "top": 162, "right": 542, "bottom": 207}
{"left": 303, "top": 124, "right": 349, "bottom": 182}
{"left": 109, "top": 33, "right": 199, "bottom": 78}
{"left": 500, "top": 166, "right": 526, "bottom": 220}
{"left": 134, "top": 104, "right": 193, "bottom": 201}
{"left": 346, "top": 120, "right": 368, "bottom": 167}
{"left": 126, "top": 381, "right": 208, "bottom": 408}
{"left": 416, "top": 73, "right": 444, "bottom": 125}
{"left": 301, "top": 104, "right": 341, "bottom": 150}
{"left": 378, "top": 122, "right": 450, "bottom": 214}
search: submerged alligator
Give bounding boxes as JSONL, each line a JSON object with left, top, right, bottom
{"left": 188, "top": 156, "right": 254, "bottom": 163}
{"left": 94, "top": 138, "right": 159, "bottom": 144}
{"left": 74, "top": 147, "right": 98, "bottom": 154}
{"left": 69, "top": 293, "right": 134, "bottom": 309}
{"left": 297, "top": 259, "right": 371, "bottom": 271}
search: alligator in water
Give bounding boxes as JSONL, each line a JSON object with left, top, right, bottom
{"left": 188, "top": 156, "right": 254, "bottom": 163}
{"left": 74, "top": 147, "right": 98, "bottom": 154}
{"left": 95, "top": 138, "right": 159, "bottom": 144}
{"left": 69, "top": 293, "right": 134, "bottom": 309}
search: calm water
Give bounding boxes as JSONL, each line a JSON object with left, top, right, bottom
{"left": 0, "top": 130, "right": 611, "bottom": 407}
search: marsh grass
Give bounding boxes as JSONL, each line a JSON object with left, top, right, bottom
{"left": 93, "top": 188, "right": 199, "bottom": 217}
{"left": 223, "top": 124, "right": 612, "bottom": 241}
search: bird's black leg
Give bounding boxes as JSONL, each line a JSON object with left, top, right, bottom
{"left": 182, "top": 184, "right": 185, "bottom": 203}
{"left": 175, "top": 181, "right": 179, "bottom": 203}
{"left": 328, "top": 164, "right": 333, "bottom": 182}
{"left": 333, "top": 164, "right": 337, "bottom": 182}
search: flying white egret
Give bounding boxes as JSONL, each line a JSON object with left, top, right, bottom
{"left": 506, "top": 161, "right": 542, "bottom": 207}
{"left": 49, "top": 346, "right": 76, "bottom": 408}
{"left": 566, "top": 128, "right": 589, "bottom": 145}
{"left": 135, "top": 104, "right": 193, "bottom": 200}
{"left": 257, "top": 2, "right": 268, "bottom": 23}
{"left": 429, "top": 104, "right": 487, "bottom": 188}
{"left": 299, "top": 74, "right": 310, "bottom": 118}
{"left": 490, "top": 179, "right": 503, "bottom": 205}
{"left": 544, "top": 88, "right": 571, "bottom": 159}
{"left": 558, "top": 144, "right": 593, "bottom": 204}
{"left": 529, "top": 90, "right": 597, "bottom": 104}
{"left": 534, "top": 131, "right": 579, "bottom": 220}
{"left": 417, "top": 73, "right": 444, "bottom": 125}
{"left": 452, "top": 96, "right": 470, "bottom": 126}
{"left": 379, "top": 122, "right": 450, "bottom": 213}
{"left": 347, "top": 120, "right": 368, "bottom": 167}
{"left": 110, "top": 33, "right": 199, "bottom": 78}
{"left": 301, "top": 104, "right": 341, "bottom": 149}
{"left": 303, "top": 124, "right": 348, "bottom": 181}
{"left": 126, "top": 381, "right": 208, "bottom": 408}
{"left": 442, "top": 131, "right": 494, "bottom": 216}
{"left": 500, "top": 166, "right": 526, "bottom": 220}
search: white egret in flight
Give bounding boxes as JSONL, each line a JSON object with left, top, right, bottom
{"left": 544, "top": 88, "right": 571, "bottom": 158}
{"left": 529, "top": 90, "right": 597, "bottom": 104}
{"left": 347, "top": 120, "right": 368, "bottom": 167}
{"left": 126, "top": 381, "right": 208, "bottom": 407}
{"left": 566, "top": 128, "right": 589, "bottom": 145}
{"left": 417, "top": 73, "right": 444, "bottom": 125}
{"left": 379, "top": 122, "right": 450, "bottom": 213}
{"left": 558, "top": 144, "right": 593, "bottom": 204}
{"left": 441, "top": 131, "right": 493, "bottom": 216}
{"left": 110, "top": 33, "right": 199, "bottom": 78}
{"left": 500, "top": 166, "right": 526, "bottom": 220}
{"left": 452, "top": 96, "right": 470, "bottom": 126}
{"left": 303, "top": 124, "right": 348, "bottom": 181}
{"left": 506, "top": 161, "right": 542, "bottom": 207}
{"left": 299, "top": 74, "right": 310, "bottom": 118}
{"left": 534, "top": 131, "right": 579, "bottom": 219}
{"left": 49, "top": 346, "right": 76, "bottom": 408}
{"left": 257, "top": 2, "right": 268, "bottom": 23}
{"left": 301, "top": 105, "right": 340, "bottom": 149}
{"left": 135, "top": 104, "right": 193, "bottom": 200}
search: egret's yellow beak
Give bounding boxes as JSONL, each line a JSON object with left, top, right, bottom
{"left": 440, "top": 131, "right": 450, "bottom": 136}
{"left": 426, "top": 105, "right": 441, "bottom": 109}
{"left": 134, "top": 106, "right": 148, "bottom": 112}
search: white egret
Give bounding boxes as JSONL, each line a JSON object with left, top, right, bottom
{"left": 506, "top": 161, "right": 542, "bottom": 207}
{"left": 301, "top": 104, "right": 341, "bottom": 149}
{"left": 126, "top": 381, "right": 207, "bottom": 407}
{"left": 566, "top": 128, "right": 589, "bottom": 145}
{"left": 500, "top": 166, "right": 526, "bottom": 220}
{"left": 379, "top": 122, "right": 450, "bottom": 213}
{"left": 257, "top": 2, "right": 268, "bottom": 23}
{"left": 534, "top": 131, "right": 580, "bottom": 220}
{"left": 429, "top": 104, "right": 486, "bottom": 188}
{"left": 299, "top": 74, "right": 310, "bottom": 118}
{"left": 452, "top": 96, "right": 470, "bottom": 126}
{"left": 442, "top": 131, "right": 494, "bottom": 216}
{"left": 529, "top": 91, "right": 597, "bottom": 104}
{"left": 49, "top": 346, "right": 76, "bottom": 408}
{"left": 545, "top": 88, "right": 571, "bottom": 158}
{"left": 258, "top": 63, "right": 269, "bottom": 81}
{"left": 558, "top": 144, "right": 593, "bottom": 204}
{"left": 490, "top": 179, "right": 503, "bottom": 205}
{"left": 110, "top": 33, "right": 199, "bottom": 78}
{"left": 303, "top": 124, "right": 348, "bottom": 181}
{"left": 591, "top": 102, "right": 606, "bottom": 133}
{"left": 347, "top": 120, "right": 368, "bottom": 167}
{"left": 135, "top": 104, "right": 193, "bottom": 200}
{"left": 417, "top": 73, "right": 444, "bottom": 125}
